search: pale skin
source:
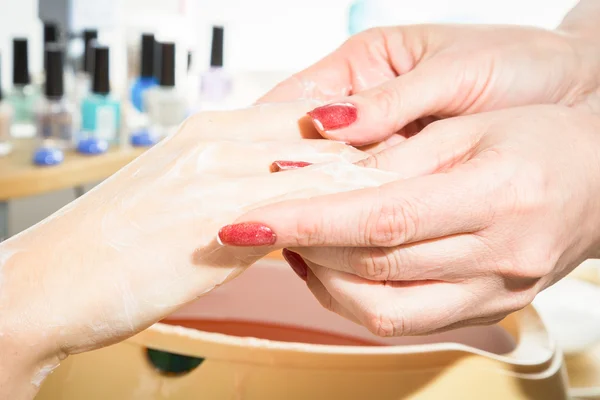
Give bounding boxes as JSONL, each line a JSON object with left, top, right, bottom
{"left": 0, "top": 102, "right": 398, "bottom": 399}
{"left": 218, "top": 0, "right": 600, "bottom": 336}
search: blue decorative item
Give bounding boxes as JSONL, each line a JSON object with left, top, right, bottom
{"left": 131, "top": 76, "right": 158, "bottom": 112}
{"left": 33, "top": 147, "right": 64, "bottom": 166}
{"left": 77, "top": 137, "right": 109, "bottom": 155}
{"left": 130, "top": 130, "right": 157, "bottom": 147}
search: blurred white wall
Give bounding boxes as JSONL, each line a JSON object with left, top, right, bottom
{"left": 0, "top": 0, "right": 581, "bottom": 89}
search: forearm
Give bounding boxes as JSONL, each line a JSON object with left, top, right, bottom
{"left": 0, "top": 333, "right": 61, "bottom": 400}
{"left": 0, "top": 211, "right": 84, "bottom": 398}
{"left": 558, "top": 0, "right": 600, "bottom": 38}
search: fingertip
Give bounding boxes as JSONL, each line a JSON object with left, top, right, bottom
{"left": 307, "top": 102, "right": 358, "bottom": 131}
{"left": 217, "top": 222, "right": 277, "bottom": 247}
{"left": 270, "top": 161, "right": 313, "bottom": 173}
{"left": 306, "top": 101, "right": 394, "bottom": 146}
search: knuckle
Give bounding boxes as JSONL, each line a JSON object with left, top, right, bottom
{"left": 359, "top": 248, "right": 397, "bottom": 281}
{"left": 497, "top": 249, "right": 556, "bottom": 280}
{"left": 366, "top": 195, "right": 421, "bottom": 247}
{"left": 369, "top": 85, "right": 401, "bottom": 128}
{"left": 504, "top": 292, "right": 534, "bottom": 315}
{"left": 494, "top": 284, "right": 536, "bottom": 316}
{"left": 365, "top": 308, "right": 409, "bottom": 337}
{"left": 370, "top": 151, "right": 395, "bottom": 172}
{"left": 294, "top": 202, "right": 327, "bottom": 246}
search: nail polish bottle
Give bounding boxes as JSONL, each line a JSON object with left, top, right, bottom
{"left": 79, "top": 45, "right": 120, "bottom": 154}
{"left": 200, "top": 26, "right": 232, "bottom": 105}
{"left": 144, "top": 42, "right": 188, "bottom": 140}
{"left": 130, "top": 34, "right": 159, "bottom": 112}
{"left": 0, "top": 54, "right": 14, "bottom": 157}
{"left": 33, "top": 45, "right": 73, "bottom": 166}
{"left": 70, "top": 30, "right": 97, "bottom": 107}
{"left": 6, "top": 38, "right": 39, "bottom": 138}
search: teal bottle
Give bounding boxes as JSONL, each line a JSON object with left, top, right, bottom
{"left": 79, "top": 45, "right": 120, "bottom": 153}
{"left": 7, "top": 38, "right": 39, "bottom": 138}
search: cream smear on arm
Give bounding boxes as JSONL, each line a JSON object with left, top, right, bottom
{"left": 0, "top": 101, "right": 398, "bottom": 397}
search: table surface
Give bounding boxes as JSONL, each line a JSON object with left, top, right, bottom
{"left": 0, "top": 139, "right": 146, "bottom": 201}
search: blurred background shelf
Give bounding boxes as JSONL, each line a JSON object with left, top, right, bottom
{"left": 0, "top": 139, "right": 145, "bottom": 200}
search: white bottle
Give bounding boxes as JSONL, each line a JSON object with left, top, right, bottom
{"left": 144, "top": 42, "right": 187, "bottom": 140}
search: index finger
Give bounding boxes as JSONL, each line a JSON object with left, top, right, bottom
{"left": 218, "top": 168, "right": 492, "bottom": 249}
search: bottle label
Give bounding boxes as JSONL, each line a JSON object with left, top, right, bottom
{"left": 96, "top": 105, "right": 117, "bottom": 141}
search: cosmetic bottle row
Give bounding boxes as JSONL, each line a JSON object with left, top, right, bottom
{"left": 0, "top": 23, "right": 233, "bottom": 166}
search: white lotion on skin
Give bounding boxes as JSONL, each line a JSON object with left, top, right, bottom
{"left": 31, "top": 362, "right": 59, "bottom": 387}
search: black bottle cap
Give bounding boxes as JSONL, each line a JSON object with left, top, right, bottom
{"left": 44, "top": 22, "right": 60, "bottom": 45}
{"left": 210, "top": 26, "right": 224, "bottom": 68}
{"left": 45, "top": 44, "right": 64, "bottom": 98}
{"left": 13, "top": 38, "right": 30, "bottom": 85}
{"left": 44, "top": 22, "right": 60, "bottom": 71}
{"left": 157, "top": 42, "right": 175, "bottom": 87}
{"left": 92, "top": 45, "right": 110, "bottom": 95}
{"left": 82, "top": 29, "right": 98, "bottom": 74}
{"left": 140, "top": 33, "right": 155, "bottom": 78}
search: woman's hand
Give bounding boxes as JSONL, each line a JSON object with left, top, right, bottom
{"left": 259, "top": 22, "right": 600, "bottom": 150}
{"left": 218, "top": 105, "right": 600, "bottom": 337}
{"left": 0, "top": 101, "right": 398, "bottom": 397}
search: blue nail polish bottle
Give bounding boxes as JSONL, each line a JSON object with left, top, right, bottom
{"left": 80, "top": 44, "right": 121, "bottom": 153}
{"left": 131, "top": 34, "right": 158, "bottom": 112}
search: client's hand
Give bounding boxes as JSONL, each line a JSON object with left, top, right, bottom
{"left": 259, "top": 23, "right": 600, "bottom": 151}
{"left": 219, "top": 105, "right": 600, "bottom": 337}
{"left": 0, "top": 102, "right": 398, "bottom": 398}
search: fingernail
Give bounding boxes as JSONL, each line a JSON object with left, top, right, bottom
{"left": 270, "top": 161, "right": 312, "bottom": 173}
{"left": 218, "top": 223, "right": 276, "bottom": 247}
{"left": 308, "top": 102, "right": 357, "bottom": 131}
{"left": 282, "top": 249, "right": 308, "bottom": 281}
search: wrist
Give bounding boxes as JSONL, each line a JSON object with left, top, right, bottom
{"left": 0, "top": 245, "right": 68, "bottom": 393}
{"left": 0, "top": 330, "right": 64, "bottom": 399}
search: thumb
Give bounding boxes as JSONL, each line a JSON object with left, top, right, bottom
{"left": 307, "top": 62, "right": 465, "bottom": 146}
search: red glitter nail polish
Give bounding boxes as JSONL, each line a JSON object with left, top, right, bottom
{"left": 218, "top": 222, "right": 276, "bottom": 247}
{"left": 270, "top": 161, "right": 312, "bottom": 172}
{"left": 308, "top": 102, "right": 357, "bottom": 131}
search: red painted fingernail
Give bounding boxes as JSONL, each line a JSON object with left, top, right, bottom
{"left": 218, "top": 223, "right": 276, "bottom": 247}
{"left": 308, "top": 102, "right": 357, "bottom": 131}
{"left": 270, "top": 161, "right": 312, "bottom": 173}
{"left": 282, "top": 249, "right": 308, "bottom": 281}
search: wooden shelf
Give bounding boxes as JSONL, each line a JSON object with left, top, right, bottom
{"left": 0, "top": 139, "right": 146, "bottom": 201}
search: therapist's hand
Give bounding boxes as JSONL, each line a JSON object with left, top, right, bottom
{"left": 258, "top": 24, "right": 600, "bottom": 149}
{"left": 218, "top": 105, "right": 600, "bottom": 336}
